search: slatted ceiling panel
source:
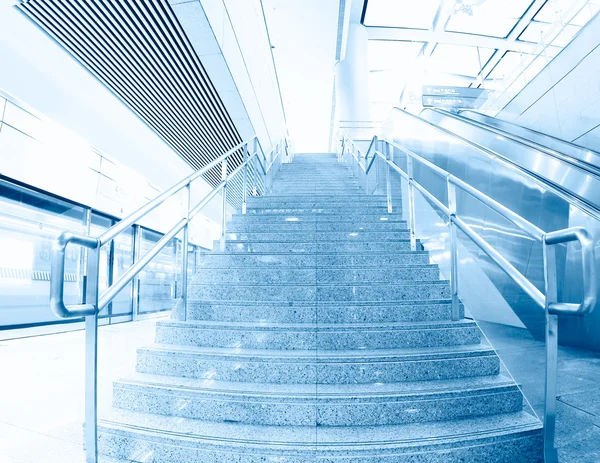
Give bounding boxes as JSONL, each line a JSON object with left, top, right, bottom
{"left": 18, "top": 0, "right": 245, "bottom": 189}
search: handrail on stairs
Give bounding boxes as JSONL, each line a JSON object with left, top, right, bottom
{"left": 48, "top": 135, "right": 289, "bottom": 463}
{"left": 339, "top": 134, "right": 597, "bottom": 463}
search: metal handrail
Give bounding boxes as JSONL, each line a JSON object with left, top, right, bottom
{"left": 427, "top": 108, "right": 600, "bottom": 180}
{"left": 339, "top": 135, "right": 597, "bottom": 463}
{"left": 395, "top": 106, "right": 600, "bottom": 224}
{"left": 48, "top": 135, "right": 288, "bottom": 463}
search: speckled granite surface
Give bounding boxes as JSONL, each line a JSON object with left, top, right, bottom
{"left": 98, "top": 153, "right": 542, "bottom": 461}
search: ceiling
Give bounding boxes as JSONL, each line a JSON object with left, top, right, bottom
{"left": 363, "top": 0, "right": 600, "bottom": 118}
{"left": 261, "top": 0, "right": 340, "bottom": 152}
{"left": 262, "top": 0, "right": 600, "bottom": 152}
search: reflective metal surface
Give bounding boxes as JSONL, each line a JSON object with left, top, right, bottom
{"left": 461, "top": 110, "right": 600, "bottom": 169}
{"left": 48, "top": 135, "right": 288, "bottom": 463}
{"left": 339, "top": 133, "right": 596, "bottom": 461}
{"left": 385, "top": 108, "right": 600, "bottom": 352}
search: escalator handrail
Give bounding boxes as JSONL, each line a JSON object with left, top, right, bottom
{"left": 393, "top": 106, "right": 600, "bottom": 224}
{"left": 427, "top": 108, "right": 600, "bottom": 178}
{"left": 461, "top": 109, "right": 600, "bottom": 160}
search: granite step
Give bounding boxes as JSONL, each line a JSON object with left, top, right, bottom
{"left": 97, "top": 410, "right": 542, "bottom": 462}
{"left": 224, "top": 230, "right": 411, "bottom": 242}
{"left": 221, "top": 239, "right": 416, "bottom": 253}
{"left": 192, "top": 265, "right": 440, "bottom": 284}
{"left": 135, "top": 343, "right": 500, "bottom": 384}
{"left": 245, "top": 197, "right": 387, "bottom": 207}
{"left": 112, "top": 372, "right": 522, "bottom": 426}
{"left": 245, "top": 206, "right": 394, "bottom": 215}
{"left": 188, "top": 280, "right": 450, "bottom": 302}
{"left": 185, "top": 300, "right": 464, "bottom": 324}
{"left": 196, "top": 251, "right": 431, "bottom": 269}
{"left": 226, "top": 220, "right": 407, "bottom": 232}
{"left": 154, "top": 319, "right": 481, "bottom": 350}
{"left": 229, "top": 212, "right": 404, "bottom": 222}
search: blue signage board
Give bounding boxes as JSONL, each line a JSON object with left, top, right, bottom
{"left": 422, "top": 86, "right": 488, "bottom": 109}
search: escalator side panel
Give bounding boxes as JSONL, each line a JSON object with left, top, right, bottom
{"left": 386, "top": 109, "right": 600, "bottom": 352}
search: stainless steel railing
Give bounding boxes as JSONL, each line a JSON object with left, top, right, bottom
{"left": 340, "top": 134, "right": 596, "bottom": 463}
{"left": 48, "top": 134, "right": 288, "bottom": 463}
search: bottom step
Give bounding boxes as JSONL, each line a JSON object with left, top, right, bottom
{"left": 99, "top": 410, "right": 542, "bottom": 462}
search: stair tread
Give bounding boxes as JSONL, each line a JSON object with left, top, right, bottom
{"left": 189, "top": 280, "right": 447, "bottom": 287}
{"left": 139, "top": 342, "right": 495, "bottom": 361}
{"left": 157, "top": 319, "right": 476, "bottom": 331}
{"left": 115, "top": 371, "right": 518, "bottom": 399}
{"left": 99, "top": 409, "right": 541, "bottom": 449}
{"left": 186, "top": 299, "right": 454, "bottom": 306}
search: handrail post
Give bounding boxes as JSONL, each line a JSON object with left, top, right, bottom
{"left": 181, "top": 183, "right": 191, "bottom": 321}
{"left": 542, "top": 237, "right": 560, "bottom": 463}
{"left": 407, "top": 155, "right": 416, "bottom": 251}
{"left": 364, "top": 150, "right": 369, "bottom": 195}
{"left": 220, "top": 159, "right": 228, "bottom": 252}
{"left": 132, "top": 225, "right": 142, "bottom": 322}
{"left": 84, "top": 246, "right": 100, "bottom": 463}
{"left": 385, "top": 144, "right": 392, "bottom": 213}
{"left": 447, "top": 179, "right": 460, "bottom": 321}
{"left": 242, "top": 143, "right": 248, "bottom": 214}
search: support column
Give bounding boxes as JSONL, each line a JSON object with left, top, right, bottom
{"left": 335, "top": 23, "right": 371, "bottom": 140}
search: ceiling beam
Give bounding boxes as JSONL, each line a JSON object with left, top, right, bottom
{"left": 476, "top": 0, "right": 547, "bottom": 84}
{"left": 366, "top": 26, "right": 538, "bottom": 53}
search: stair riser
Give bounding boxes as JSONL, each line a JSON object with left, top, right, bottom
{"left": 227, "top": 222, "right": 407, "bottom": 232}
{"left": 98, "top": 431, "right": 543, "bottom": 463}
{"left": 136, "top": 352, "right": 500, "bottom": 384}
{"left": 188, "top": 282, "right": 450, "bottom": 302}
{"left": 230, "top": 214, "right": 405, "bottom": 223}
{"left": 197, "top": 253, "right": 431, "bottom": 268}
{"left": 192, "top": 267, "right": 440, "bottom": 284}
{"left": 155, "top": 325, "right": 481, "bottom": 350}
{"left": 186, "top": 302, "right": 462, "bottom": 324}
{"left": 246, "top": 207, "right": 392, "bottom": 214}
{"left": 246, "top": 199, "right": 388, "bottom": 208}
{"left": 112, "top": 385, "right": 522, "bottom": 427}
{"left": 225, "top": 231, "right": 411, "bottom": 242}
{"left": 222, "top": 241, "right": 413, "bottom": 253}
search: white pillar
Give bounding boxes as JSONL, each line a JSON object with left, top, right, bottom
{"left": 335, "top": 23, "right": 371, "bottom": 140}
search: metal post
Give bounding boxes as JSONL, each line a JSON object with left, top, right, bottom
{"left": 242, "top": 144, "right": 248, "bottom": 214}
{"left": 386, "top": 149, "right": 392, "bottom": 214}
{"left": 543, "top": 239, "right": 559, "bottom": 463}
{"left": 407, "top": 156, "right": 416, "bottom": 251}
{"left": 447, "top": 180, "right": 460, "bottom": 321}
{"left": 131, "top": 225, "right": 142, "bottom": 321}
{"left": 84, "top": 247, "right": 100, "bottom": 463}
{"left": 181, "top": 184, "right": 190, "bottom": 321}
{"left": 220, "top": 159, "right": 228, "bottom": 252}
{"left": 364, "top": 152, "right": 369, "bottom": 195}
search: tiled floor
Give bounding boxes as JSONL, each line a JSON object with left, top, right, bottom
{"left": 479, "top": 321, "right": 600, "bottom": 463}
{"left": 0, "top": 318, "right": 162, "bottom": 463}
{"left": 1, "top": 316, "right": 599, "bottom": 462}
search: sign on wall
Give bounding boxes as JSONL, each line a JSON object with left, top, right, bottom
{"left": 422, "top": 86, "right": 488, "bottom": 109}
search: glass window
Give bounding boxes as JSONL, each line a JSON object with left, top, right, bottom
{"left": 363, "top": 0, "right": 440, "bottom": 29}
{"left": 0, "top": 180, "right": 86, "bottom": 329}
{"left": 138, "top": 228, "right": 182, "bottom": 315}
{"left": 519, "top": 21, "right": 580, "bottom": 47}
{"left": 445, "top": 0, "right": 535, "bottom": 38}
{"left": 368, "top": 40, "right": 423, "bottom": 71}
{"left": 428, "top": 44, "right": 494, "bottom": 78}
{"left": 110, "top": 226, "right": 134, "bottom": 320}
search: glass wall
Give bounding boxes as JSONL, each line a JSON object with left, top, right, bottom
{"left": 0, "top": 177, "right": 197, "bottom": 336}
{"left": 137, "top": 228, "right": 182, "bottom": 316}
{"left": 0, "top": 179, "right": 86, "bottom": 329}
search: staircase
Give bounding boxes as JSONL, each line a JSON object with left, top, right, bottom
{"left": 99, "top": 153, "right": 543, "bottom": 462}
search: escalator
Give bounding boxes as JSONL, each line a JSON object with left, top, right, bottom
{"left": 385, "top": 107, "right": 600, "bottom": 352}
{"left": 460, "top": 109, "right": 600, "bottom": 170}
